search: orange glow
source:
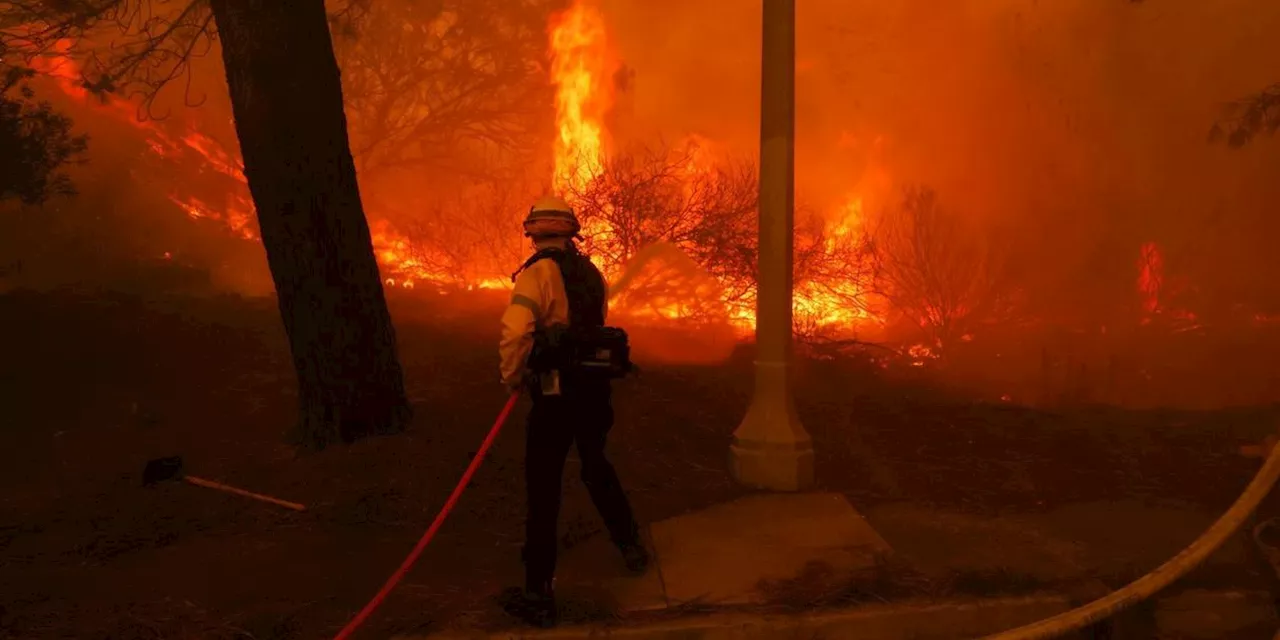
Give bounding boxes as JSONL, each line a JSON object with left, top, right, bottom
{"left": 25, "top": 37, "right": 510, "bottom": 292}
{"left": 793, "top": 196, "right": 878, "bottom": 331}
{"left": 906, "top": 343, "right": 938, "bottom": 366}
{"left": 26, "top": 15, "right": 891, "bottom": 335}
{"left": 1136, "top": 241, "right": 1201, "bottom": 328}
{"left": 1138, "top": 241, "right": 1162, "bottom": 315}
{"left": 19, "top": 1, "right": 1278, "bottom": 379}
{"left": 549, "top": 0, "right": 611, "bottom": 196}
{"left": 28, "top": 10, "right": 1189, "bottom": 350}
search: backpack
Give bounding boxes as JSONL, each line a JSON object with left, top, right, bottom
{"left": 513, "top": 246, "right": 633, "bottom": 379}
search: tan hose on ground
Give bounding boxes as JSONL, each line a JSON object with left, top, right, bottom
{"left": 981, "top": 435, "right": 1280, "bottom": 640}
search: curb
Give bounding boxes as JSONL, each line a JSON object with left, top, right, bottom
{"left": 397, "top": 589, "right": 1279, "bottom": 640}
{"left": 1154, "top": 589, "right": 1276, "bottom": 639}
{"left": 397, "top": 594, "right": 1074, "bottom": 640}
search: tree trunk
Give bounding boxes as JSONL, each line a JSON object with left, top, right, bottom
{"left": 208, "top": 0, "right": 411, "bottom": 450}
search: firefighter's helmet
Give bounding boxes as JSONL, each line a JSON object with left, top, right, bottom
{"left": 523, "top": 195, "right": 581, "bottom": 238}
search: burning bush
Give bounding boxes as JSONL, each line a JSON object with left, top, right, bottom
{"left": 557, "top": 140, "right": 883, "bottom": 334}
{"left": 564, "top": 142, "right": 755, "bottom": 289}
{"left": 382, "top": 183, "right": 534, "bottom": 290}
{"left": 791, "top": 201, "right": 879, "bottom": 337}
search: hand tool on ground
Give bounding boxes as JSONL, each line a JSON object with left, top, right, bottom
{"left": 142, "top": 455, "right": 307, "bottom": 512}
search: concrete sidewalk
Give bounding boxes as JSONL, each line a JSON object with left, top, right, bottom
{"left": 399, "top": 493, "right": 1277, "bottom": 639}
{"left": 399, "top": 591, "right": 1276, "bottom": 640}
{"left": 552, "top": 492, "right": 890, "bottom": 612}
{"left": 406, "top": 595, "right": 1076, "bottom": 640}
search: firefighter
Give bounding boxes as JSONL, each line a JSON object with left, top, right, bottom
{"left": 498, "top": 195, "right": 649, "bottom": 628}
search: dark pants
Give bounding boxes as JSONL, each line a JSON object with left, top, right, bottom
{"left": 522, "top": 377, "right": 639, "bottom": 588}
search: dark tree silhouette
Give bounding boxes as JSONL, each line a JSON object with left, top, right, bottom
{"left": 209, "top": 0, "right": 410, "bottom": 448}
{"left": 2, "top": 0, "right": 410, "bottom": 449}
{"left": 1126, "top": 0, "right": 1279, "bottom": 147}
{"left": 0, "top": 67, "right": 87, "bottom": 205}
{"left": 868, "top": 187, "right": 1014, "bottom": 351}
{"left": 1210, "top": 83, "right": 1280, "bottom": 148}
{"left": 334, "top": 0, "right": 561, "bottom": 182}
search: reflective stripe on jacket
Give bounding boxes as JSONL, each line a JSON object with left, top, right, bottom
{"left": 499, "top": 255, "right": 610, "bottom": 389}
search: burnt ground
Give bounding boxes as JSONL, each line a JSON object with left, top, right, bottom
{"left": 3, "top": 288, "right": 1280, "bottom": 639}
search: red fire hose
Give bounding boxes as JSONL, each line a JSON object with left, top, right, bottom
{"left": 332, "top": 393, "right": 521, "bottom": 640}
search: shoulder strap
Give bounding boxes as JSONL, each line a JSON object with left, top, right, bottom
{"left": 510, "top": 247, "right": 564, "bottom": 283}
{"left": 555, "top": 250, "right": 606, "bottom": 328}
{"left": 510, "top": 247, "right": 606, "bottom": 328}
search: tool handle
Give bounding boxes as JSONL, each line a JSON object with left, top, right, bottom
{"left": 184, "top": 475, "right": 307, "bottom": 512}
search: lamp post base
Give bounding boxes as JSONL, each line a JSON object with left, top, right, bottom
{"left": 730, "top": 436, "right": 815, "bottom": 492}
{"left": 730, "top": 361, "right": 815, "bottom": 491}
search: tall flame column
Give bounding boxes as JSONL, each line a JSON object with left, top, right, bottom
{"left": 730, "top": 0, "right": 815, "bottom": 491}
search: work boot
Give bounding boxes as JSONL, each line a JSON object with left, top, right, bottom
{"left": 499, "top": 579, "right": 557, "bottom": 629}
{"left": 619, "top": 541, "right": 650, "bottom": 574}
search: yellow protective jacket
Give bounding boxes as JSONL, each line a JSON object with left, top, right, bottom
{"left": 499, "top": 255, "right": 609, "bottom": 394}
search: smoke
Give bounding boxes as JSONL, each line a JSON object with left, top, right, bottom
{"left": 600, "top": 0, "right": 1280, "bottom": 309}
{"left": 608, "top": 241, "right": 737, "bottom": 364}
{"left": 13, "top": 0, "right": 1280, "bottom": 322}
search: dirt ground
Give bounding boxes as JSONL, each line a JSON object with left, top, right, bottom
{"left": 3, "top": 288, "right": 1280, "bottom": 639}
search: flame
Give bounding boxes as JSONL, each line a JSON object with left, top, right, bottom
{"left": 179, "top": 131, "right": 246, "bottom": 182}
{"left": 1135, "top": 241, "right": 1201, "bottom": 329}
{"left": 169, "top": 195, "right": 256, "bottom": 240}
{"left": 793, "top": 197, "right": 878, "bottom": 330}
{"left": 22, "top": 13, "right": 935, "bottom": 347}
{"left": 22, "top": 8, "right": 1266, "bottom": 363}
{"left": 24, "top": 13, "right": 885, "bottom": 344}
{"left": 678, "top": 135, "right": 717, "bottom": 180}
{"left": 26, "top": 39, "right": 87, "bottom": 99}
{"left": 547, "top": 0, "right": 631, "bottom": 295}
{"left": 1138, "top": 240, "right": 1162, "bottom": 315}
{"left": 549, "top": 0, "right": 611, "bottom": 196}
{"left": 907, "top": 343, "right": 935, "bottom": 366}
{"left": 25, "top": 36, "right": 512, "bottom": 292}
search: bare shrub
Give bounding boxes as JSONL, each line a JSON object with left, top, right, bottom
{"left": 1, "top": 1, "right": 223, "bottom": 119}
{"left": 563, "top": 141, "right": 757, "bottom": 300}
{"left": 1210, "top": 82, "right": 1280, "bottom": 149}
{"left": 868, "top": 186, "right": 1014, "bottom": 351}
{"left": 792, "top": 210, "right": 879, "bottom": 335}
{"left": 382, "top": 181, "right": 534, "bottom": 287}
{"left": 334, "top": 0, "right": 561, "bottom": 182}
{"left": 563, "top": 141, "right": 879, "bottom": 328}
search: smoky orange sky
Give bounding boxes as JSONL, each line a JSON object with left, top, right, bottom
{"left": 13, "top": 0, "right": 1280, "bottom": 312}
{"left": 603, "top": 0, "right": 1280, "bottom": 304}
